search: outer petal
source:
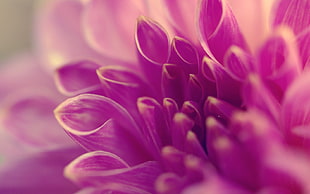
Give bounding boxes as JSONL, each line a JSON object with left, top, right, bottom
{"left": 54, "top": 61, "right": 102, "bottom": 96}
{"left": 273, "top": 0, "right": 310, "bottom": 35}
{"left": 281, "top": 71, "right": 310, "bottom": 138}
{"left": 82, "top": 0, "right": 145, "bottom": 63}
{"left": 65, "top": 151, "right": 163, "bottom": 194}
{"left": 162, "top": 0, "right": 199, "bottom": 44}
{"left": 0, "top": 147, "right": 83, "bottom": 194}
{"left": 35, "top": 0, "right": 106, "bottom": 69}
{"left": 198, "top": 0, "right": 247, "bottom": 63}
{"left": 55, "top": 94, "right": 152, "bottom": 165}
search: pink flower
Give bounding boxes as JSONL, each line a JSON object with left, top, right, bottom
{"left": 1, "top": 0, "right": 309, "bottom": 193}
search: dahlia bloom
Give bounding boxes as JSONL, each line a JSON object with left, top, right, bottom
{"left": 1, "top": 0, "right": 310, "bottom": 193}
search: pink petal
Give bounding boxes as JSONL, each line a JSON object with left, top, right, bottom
{"left": 281, "top": 71, "right": 310, "bottom": 136}
{"left": 82, "top": 0, "right": 146, "bottom": 63}
{"left": 54, "top": 61, "right": 102, "bottom": 96}
{"left": 169, "top": 37, "right": 199, "bottom": 74}
{"left": 202, "top": 57, "right": 242, "bottom": 106}
{"left": 206, "top": 117, "right": 258, "bottom": 189}
{"left": 54, "top": 94, "right": 152, "bottom": 165}
{"left": 227, "top": 0, "right": 276, "bottom": 52}
{"left": 242, "top": 74, "right": 281, "bottom": 123}
{"left": 97, "top": 66, "right": 152, "bottom": 111}
{"left": 204, "top": 96, "right": 238, "bottom": 125}
{"left": 257, "top": 27, "right": 301, "bottom": 91}
{"left": 187, "top": 74, "right": 205, "bottom": 104}
{"left": 35, "top": 0, "right": 106, "bottom": 69}
{"left": 297, "top": 29, "right": 310, "bottom": 67}
{"left": 171, "top": 113, "right": 195, "bottom": 151}
{"left": 198, "top": 0, "right": 247, "bottom": 63}
{"left": 162, "top": 98, "right": 179, "bottom": 127}
{"left": 162, "top": 63, "right": 187, "bottom": 106}
{"left": 163, "top": 0, "right": 199, "bottom": 45}
{"left": 224, "top": 46, "right": 255, "bottom": 81}
{"left": 0, "top": 147, "right": 83, "bottom": 193}
{"left": 137, "top": 97, "right": 171, "bottom": 156}
{"left": 65, "top": 151, "right": 162, "bottom": 193}
{"left": 136, "top": 16, "right": 170, "bottom": 92}
{"left": 273, "top": 0, "right": 310, "bottom": 35}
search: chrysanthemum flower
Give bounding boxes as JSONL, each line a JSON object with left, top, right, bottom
{"left": 1, "top": 0, "right": 309, "bottom": 193}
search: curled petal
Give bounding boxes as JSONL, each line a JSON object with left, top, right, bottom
{"left": 169, "top": 37, "right": 199, "bottom": 74}
{"left": 184, "top": 131, "right": 208, "bottom": 160}
{"left": 137, "top": 97, "right": 171, "bottom": 154}
{"left": 187, "top": 74, "right": 205, "bottom": 103}
{"left": 161, "top": 146, "right": 187, "bottom": 175}
{"left": 171, "top": 113, "right": 195, "bottom": 151}
{"left": 136, "top": 16, "right": 170, "bottom": 65}
{"left": 257, "top": 27, "right": 302, "bottom": 90}
{"left": 83, "top": 0, "right": 145, "bottom": 63}
{"left": 97, "top": 66, "right": 151, "bottom": 111}
{"left": 202, "top": 57, "right": 242, "bottom": 106}
{"left": 162, "top": 63, "right": 188, "bottom": 106}
{"left": 136, "top": 16, "right": 170, "bottom": 92}
{"left": 162, "top": 98, "right": 179, "bottom": 127}
{"left": 65, "top": 151, "right": 162, "bottom": 193}
{"left": 205, "top": 117, "right": 258, "bottom": 189}
{"left": 224, "top": 46, "right": 255, "bottom": 81}
{"left": 204, "top": 96, "right": 238, "bottom": 124}
{"left": 198, "top": 0, "right": 247, "bottom": 63}
{"left": 55, "top": 94, "right": 151, "bottom": 165}
{"left": 54, "top": 61, "right": 101, "bottom": 96}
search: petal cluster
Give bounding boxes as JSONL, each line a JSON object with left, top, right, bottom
{"left": 31, "top": 0, "right": 310, "bottom": 193}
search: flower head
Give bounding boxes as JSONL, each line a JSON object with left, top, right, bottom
{"left": 1, "top": 0, "right": 310, "bottom": 193}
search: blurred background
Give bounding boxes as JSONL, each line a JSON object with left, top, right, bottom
{"left": 0, "top": 0, "right": 36, "bottom": 60}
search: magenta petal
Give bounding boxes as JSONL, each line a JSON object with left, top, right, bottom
{"left": 65, "top": 151, "right": 163, "bottom": 193}
{"left": 171, "top": 113, "right": 195, "bottom": 151}
{"left": 83, "top": 0, "right": 146, "bottom": 63}
{"left": 273, "top": 0, "right": 310, "bottom": 35}
{"left": 137, "top": 97, "right": 171, "bottom": 155}
{"left": 136, "top": 16, "right": 170, "bottom": 92}
{"left": 257, "top": 27, "right": 301, "bottom": 90}
{"left": 224, "top": 46, "right": 255, "bottom": 81}
{"left": 169, "top": 37, "right": 199, "bottom": 74}
{"left": 136, "top": 16, "right": 170, "bottom": 65}
{"left": 206, "top": 117, "right": 258, "bottom": 189}
{"left": 162, "top": 98, "right": 179, "bottom": 127}
{"left": 163, "top": 0, "right": 199, "bottom": 44}
{"left": 202, "top": 57, "right": 242, "bottom": 106}
{"left": 155, "top": 172, "right": 183, "bottom": 194}
{"left": 297, "top": 30, "right": 310, "bottom": 67}
{"left": 54, "top": 61, "right": 101, "bottom": 96}
{"left": 0, "top": 147, "right": 83, "bottom": 193}
{"left": 187, "top": 74, "right": 205, "bottom": 104}
{"left": 97, "top": 66, "right": 151, "bottom": 110}
{"left": 162, "top": 63, "right": 187, "bottom": 106}
{"left": 198, "top": 0, "right": 247, "bottom": 63}
{"left": 161, "top": 146, "right": 187, "bottom": 175}
{"left": 281, "top": 71, "right": 310, "bottom": 134}
{"left": 35, "top": 0, "right": 106, "bottom": 69}
{"left": 1, "top": 94, "right": 73, "bottom": 148}
{"left": 55, "top": 94, "right": 151, "bottom": 165}
{"left": 184, "top": 131, "right": 208, "bottom": 160}
{"left": 243, "top": 74, "right": 281, "bottom": 122}
{"left": 204, "top": 96, "right": 237, "bottom": 124}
